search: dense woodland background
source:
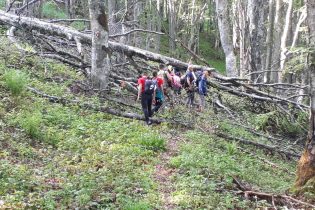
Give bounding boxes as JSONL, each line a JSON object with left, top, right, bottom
{"left": 0, "top": 0, "right": 315, "bottom": 209}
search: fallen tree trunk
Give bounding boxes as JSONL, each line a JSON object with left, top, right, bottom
{"left": 0, "top": 10, "right": 308, "bottom": 110}
{"left": 0, "top": 10, "right": 207, "bottom": 71}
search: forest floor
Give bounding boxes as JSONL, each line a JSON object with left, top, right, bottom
{"left": 154, "top": 134, "right": 180, "bottom": 209}
{"left": 0, "top": 33, "right": 307, "bottom": 209}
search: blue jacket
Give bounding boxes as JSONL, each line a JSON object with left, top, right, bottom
{"left": 198, "top": 75, "right": 207, "bottom": 95}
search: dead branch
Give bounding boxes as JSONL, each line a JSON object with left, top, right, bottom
{"left": 174, "top": 38, "right": 209, "bottom": 66}
{"left": 212, "top": 93, "right": 234, "bottom": 117}
{"left": 237, "top": 147, "right": 295, "bottom": 175}
{"left": 6, "top": 0, "right": 17, "bottom": 13}
{"left": 215, "top": 132, "right": 300, "bottom": 159}
{"left": 250, "top": 83, "right": 307, "bottom": 89}
{"left": 48, "top": 19, "right": 90, "bottom": 23}
{"left": 16, "top": 0, "right": 41, "bottom": 15}
{"left": 232, "top": 177, "right": 315, "bottom": 208}
{"left": 7, "top": 26, "right": 29, "bottom": 52}
{"left": 109, "top": 29, "right": 164, "bottom": 38}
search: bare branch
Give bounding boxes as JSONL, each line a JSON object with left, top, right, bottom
{"left": 109, "top": 29, "right": 164, "bottom": 38}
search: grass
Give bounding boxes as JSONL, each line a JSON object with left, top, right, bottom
{"left": 3, "top": 70, "right": 28, "bottom": 96}
{"left": 0, "top": 39, "right": 164, "bottom": 208}
{"left": 0, "top": 93, "right": 164, "bottom": 209}
{"left": 169, "top": 131, "right": 296, "bottom": 209}
{"left": 0, "top": 26, "right": 300, "bottom": 209}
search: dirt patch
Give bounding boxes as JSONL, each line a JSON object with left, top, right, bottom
{"left": 154, "top": 136, "right": 180, "bottom": 209}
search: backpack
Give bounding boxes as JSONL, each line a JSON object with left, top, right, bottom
{"left": 163, "top": 71, "right": 173, "bottom": 88}
{"left": 144, "top": 79, "right": 156, "bottom": 95}
{"left": 173, "top": 75, "right": 182, "bottom": 88}
{"left": 180, "top": 74, "right": 188, "bottom": 87}
{"left": 195, "top": 70, "right": 203, "bottom": 87}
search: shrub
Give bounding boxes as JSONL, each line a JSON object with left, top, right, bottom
{"left": 4, "top": 70, "right": 28, "bottom": 96}
{"left": 254, "top": 110, "right": 307, "bottom": 137}
{"left": 139, "top": 135, "right": 166, "bottom": 151}
{"left": 20, "top": 112, "right": 42, "bottom": 139}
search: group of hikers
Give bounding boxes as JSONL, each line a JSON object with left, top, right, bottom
{"left": 136, "top": 63, "right": 212, "bottom": 125}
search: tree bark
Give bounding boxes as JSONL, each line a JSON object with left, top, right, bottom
{"left": 271, "top": 0, "right": 284, "bottom": 83}
{"left": 295, "top": 0, "right": 315, "bottom": 189}
{"left": 279, "top": 0, "right": 293, "bottom": 81}
{"left": 168, "top": 0, "right": 176, "bottom": 53}
{"left": 264, "top": 0, "right": 275, "bottom": 83}
{"left": 215, "top": 0, "right": 237, "bottom": 77}
{"left": 88, "top": 0, "right": 111, "bottom": 90}
{"left": 247, "top": 0, "right": 267, "bottom": 82}
{"left": 238, "top": 0, "right": 249, "bottom": 79}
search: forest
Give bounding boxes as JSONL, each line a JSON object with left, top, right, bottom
{"left": 0, "top": 0, "right": 315, "bottom": 209}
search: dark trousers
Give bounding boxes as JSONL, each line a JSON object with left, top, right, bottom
{"left": 186, "top": 89, "right": 195, "bottom": 108}
{"left": 141, "top": 93, "right": 153, "bottom": 122}
{"left": 152, "top": 98, "right": 163, "bottom": 113}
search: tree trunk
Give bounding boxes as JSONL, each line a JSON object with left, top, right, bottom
{"left": 215, "top": 0, "right": 237, "bottom": 77}
{"left": 264, "top": 0, "right": 275, "bottom": 83}
{"left": 88, "top": 0, "right": 111, "bottom": 90}
{"left": 247, "top": 0, "right": 267, "bottom": 82}
{"left": 279, "top": 0, "right": 293, "bottom": 81}
{"left": 239, "top": 0, "right": 249, "bottom": 79}
{"left": 271, "top": 0, "right": 284, "bottom": 83}
{"left": 295, "top": 0, "right": 315, "bottom": 190}
{"left": 65, "top": 0, "right": 75, "bottom": 19}
{"left": 168, "top": 0, "right": 176, "bottom": 53}
{"left": 108, "top": 0, "right": 116, "bottom": 26}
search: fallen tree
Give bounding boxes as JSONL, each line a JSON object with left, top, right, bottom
{"left": 0, "top": 10, "right": 309, "bottom": 111}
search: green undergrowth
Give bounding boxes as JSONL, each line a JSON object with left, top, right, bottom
{"left": 0, "top": 33, "right": 300, "bottom": 209}
{"left": 169, "top": 131, "right": 296, "bottom": 209}
{"left": 0, "top": 90, "right": 165, "bottom": 209}
{"left": 0, "top": 40, "right": 165, "bottom": 209}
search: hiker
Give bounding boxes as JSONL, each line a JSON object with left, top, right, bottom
{"left": 158, "top": 64, "right": 174, "bottom": 103}
{"left": 198, "top": 69, "right": 211, "bottom": 112}
{"left": 172, "top": 71, "right": 182, "bottom": 95}
{"left": 152, "top": 71, "right": 164, "bottom": 113}
{"left": 137, "top": 72, "right": 156, "bottom": 125}
{"left": 185, "top": 65, "right": 197, "bottom": 108}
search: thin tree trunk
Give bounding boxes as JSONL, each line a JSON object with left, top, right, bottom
{"left": 215, "top": 0, "right": 237, "bottom": 77}
{"left": 239, "top": 0, "right": 248, "bottom": 79}
{"left": 88, "top": 0, "right": 111, "bottom": 90}
{"left": 279, "top": 0, "right": 293, "bottom": 81}
{"left": 264, "top": 0, "right": 275, "bottom": 83}
{"left": 271, "top": 0, "right": 284, "bottom": 83}
{"left": 168, "top": 0, "right": 176, "bottom": 53}
{"left": 291, "top": 6, "right": 307, "bottom": 49}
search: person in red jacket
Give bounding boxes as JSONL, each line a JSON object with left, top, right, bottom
{"left": 137, "top": 72, "right": 156, "bottom": 125}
